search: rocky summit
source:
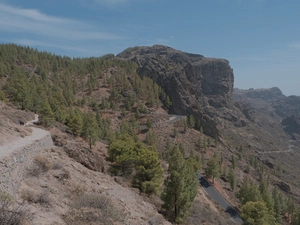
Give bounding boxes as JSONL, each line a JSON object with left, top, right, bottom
{"left": 118, "top": 45, "right": 234, "bottom": 136}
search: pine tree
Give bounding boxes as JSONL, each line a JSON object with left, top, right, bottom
{"left": 82, "top": 112, "right": 99, "bottom": 149}
{"left": 108, "top": 134, "right": 137, "bottom": 175}
{"left": 231, "top": 155, "right": 237, "bottom": 169}
{"left": 67, "top": 109, "right": 83, "bottom": 136}
{"left": 197, "top": 137, "right": 202, "bottom": 148}
{"left": 259, "top": 175, "right": 274, "bottom": 212}
{"left": 205, "top": 155, "right": 220, "bottom": 184}
{"left": 39, "top": 101, "right": 55, "bottom": 127}
{"left": 272, "top": 187, "right": 283, "bottom": 223}
{"left": 237, "top": 176, "right": 261, "bottom": 205}
{"left": 200, "top": 126, "right": 203, "bottom": 134}
{"left": 215, "top": 135, "right": 218, "bottom": 147}
{"left": 227, "top": 168, "right": 237, "bottom": 191}
{"left": 241, "top": 201, "right": 277, "bottom": 225}
{"left": 173, "top": 128, "right": 178, "bottom": 138}
{"left": 109, "top": 134, "right": 162, "bottom": 195}
{"left": 145, "top": 130, "right": 156, "bottom": 146}
{"left": 287, "top": 197, "right": 297, "bottom": 221}
{"left": 165, "top": 96, "right": 172, "bottom": 109}
{"left": 133, "top": 147, "right": 163, "bottom": 195}
{"left": 146, "top": 118, "right": 152, "bottom": 129}
{"left": 188, "top": 115, "right": 195, "bottom": 128}
{"left": 183, "top": 118, "right": 188, "bottom": 133}
{"left": 0, "top": 90, "right": 6, "bottom": 101}
{"left": 161, "top": 145, "right": 198, "bottom": 223}
{"left": 164, "top": 138, "right": 172, "bottom": 160}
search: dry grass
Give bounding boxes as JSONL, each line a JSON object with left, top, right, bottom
{"left": 21, "top": 190, "right": 51, "bottom": 206}
{"left": 33, "top": 155, "right": 52, "bottom": 172}
{"left": 183, "top": 199, "right": 233, "bottom": 225}
{"left": 69, "top": 183, "right": 86, "bottom": 199}
{"left": 63, "top": 192, "right": 125, "bottom": 225}
{"left": 28, "top": 154, "right": 52, "bottom": 176}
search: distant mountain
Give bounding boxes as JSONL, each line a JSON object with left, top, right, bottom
{"left": 233, "top": 87, "right": 285, "bottom": 102}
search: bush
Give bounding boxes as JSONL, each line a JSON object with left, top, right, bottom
{"left": 28, "top": 155, "right": 52, "bottom": 176}
{"left": 21, "top": 190, "right": 51, "bottom": 206}
{"left": 63, "top": 193, "right": 125, "bottom": 225}
{"left": 33, "top": 155, "right": 52, "bottom": 172}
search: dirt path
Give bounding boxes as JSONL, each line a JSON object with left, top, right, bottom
{"left": 153, "top": 115, "right": 185, "bottom": 126}
{"left": 0, "top": 116, "right": 50, "bottom": 158}
{"left": 25, "top": 114, "right": 39, "bottom": 126}
{"left": 257, "top": 141, "right": 295, "bottom": 154}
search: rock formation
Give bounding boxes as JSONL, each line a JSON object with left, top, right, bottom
{"left": 118, "top": 45, "right": 234, "bottom": 136}
{"left": 282, "top": 115, "right": 300, "bottom": 135}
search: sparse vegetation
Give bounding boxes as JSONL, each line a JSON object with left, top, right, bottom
{"left": 21, "top": 190, "right": 51, "bottom": 206}
{"left": 0, "top": 191, "right": 32, "bottom": 225}
{"left": 63, "top": 193, "right": 125, "bottom": 225}
{"left": 28, "top": 154, "right": 52, "bottom": 176}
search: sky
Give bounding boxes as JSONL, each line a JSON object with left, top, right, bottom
{"left": 1, "top": 0, "right": 300, "bottom": 96}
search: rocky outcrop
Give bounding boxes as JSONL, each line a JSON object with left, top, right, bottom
{"left": 282, "top": 115, "right": 300, "bottom": 135}
{"left": 118, "top": 45, "right": 234, "bottom": 136}
{"left": 276, "top": 181, "right": 292, "bottom": 193}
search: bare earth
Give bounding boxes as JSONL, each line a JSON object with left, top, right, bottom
{"left": 0, "top": 126, "right": 49, "bottom": 159}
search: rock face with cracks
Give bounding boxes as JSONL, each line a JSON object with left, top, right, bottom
{"left": 118, "top": 45, "right": 234, "bottom": 137}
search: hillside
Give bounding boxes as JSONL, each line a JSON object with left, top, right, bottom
{"left": 1, "top": 43, "right": 300, "bottom": 224}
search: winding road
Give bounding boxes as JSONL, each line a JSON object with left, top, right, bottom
{"left": 198, "top": 174, "right": 243, "bottom": 224}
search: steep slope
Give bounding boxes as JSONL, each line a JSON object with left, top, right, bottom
{"left": 0, "top": 101, "right": 172, "bottom": 225}
{"left": 118, "top": 45, "right": 234, "bottom": 136}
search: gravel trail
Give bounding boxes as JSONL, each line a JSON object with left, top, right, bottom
{"left": 0, "top": 115, "right": 50, "bottom": 158}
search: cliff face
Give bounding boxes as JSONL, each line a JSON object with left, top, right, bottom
{"left": 118, "top": 45, "right": 234, "bottom": 136}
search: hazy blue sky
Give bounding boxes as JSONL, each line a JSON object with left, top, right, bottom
{"left": 1, "top": 0, "right": 300, "bottom": 96}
